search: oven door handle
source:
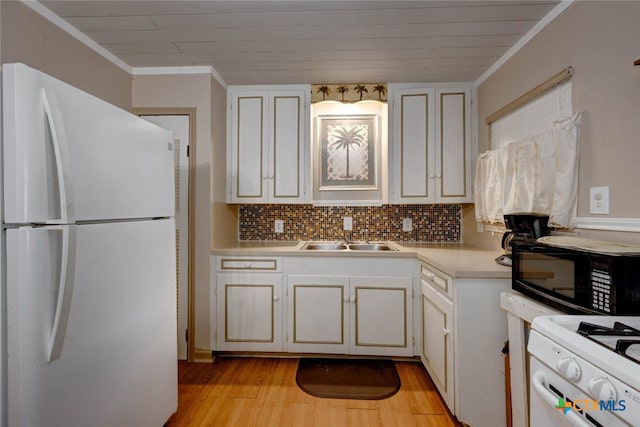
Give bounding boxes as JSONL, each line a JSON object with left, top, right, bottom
{"left": 532, "top": 371, "right": 592, "bottom": 427}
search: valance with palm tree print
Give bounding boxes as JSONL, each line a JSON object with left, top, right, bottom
{"left": 311, "top": 83, "right": 387, "bottom": 103}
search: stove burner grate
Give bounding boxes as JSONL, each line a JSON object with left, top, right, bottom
{"left": 577, "top": 321, "right": 640, "bottom": 337}
{"left": 577, "top": 321, "right": 640, "bottom": 363}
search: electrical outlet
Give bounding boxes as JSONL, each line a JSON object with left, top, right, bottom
{"left": 589, "top": 186, "right": 610, "bottom": 215}
{"left": 402, "top": 217, "right": 413, "bottom": 232}
{"left": 274, "top": 219, "right": 284, "bottom": 233}
{"left": 343, "top": 216, "right": 353, "bottom": 231}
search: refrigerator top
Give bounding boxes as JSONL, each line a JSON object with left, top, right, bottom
{"left": 2, "top": 63, "right": 175, "bottom": 225}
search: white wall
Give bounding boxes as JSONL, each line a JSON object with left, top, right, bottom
{"left": 468, "top": 1, "right": 640, "bottom": 248}
{"left": 132, "top": 74, "right": 214, "bottom": 353}
{"left": 1, "top": 1, "right": 131, "bottom": 109}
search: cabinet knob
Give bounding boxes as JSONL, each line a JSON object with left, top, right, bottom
{"left": 443, "top": 328, "right": 449, "bottom": 336}
{"left": 350, "top": 296, "right": 356, "bottom": 303}
{"left": 344, "top": 295, "right": 349, "bottom": 302}
{"left": 245, "top": 262, "right": 252, "bottom": 269}
{"left": 429, "top": 174, "right": 435, "bottom": 179}
{"left": 436, "top": 173, "right": 441, "bottom": 179}
{"left": 273, "top": 295, "right": 280, "bottom": 302}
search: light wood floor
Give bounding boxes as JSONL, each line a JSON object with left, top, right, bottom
{"left": 166, "top": 357, "right": 461, "bottom": 427}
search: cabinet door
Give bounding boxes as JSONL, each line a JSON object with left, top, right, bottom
{"left": 392, "top": 88, "right": 435, "bottom": 203}
{"left": 435, "top": 89, "right": 472, "bottom": 202}
{"left": 228, "top": 92, "right": 268, "bottom": 203}
{"left": 350, "top": 277, "right": 413, "bottom": 357}
{"left": 227, "top": 86, "right": 309, "bottom": 203}
{"left": 216, "top": 274, "right": 283, "bottom": 352}
{"left": 421, "top": 279, "right": 454, "bottom": 411}
{"left": 270, "top": 91, "right": 306, "bottom": 203}
{"left": 286, "top": 275, "right": 349, "bottom": 354}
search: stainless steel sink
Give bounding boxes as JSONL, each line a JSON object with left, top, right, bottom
{"left": 302, "top": 242, "right": 396, "bottom": 251}
{"left": 347, "top": 243, "right": 394, "bottom": 251}
{"left": 304, "top": 242, "right": 349, "bottom": 251}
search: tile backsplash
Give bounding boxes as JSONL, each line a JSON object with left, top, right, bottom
{"left": 239, "top": 204, "right": 461, "bottom": 242}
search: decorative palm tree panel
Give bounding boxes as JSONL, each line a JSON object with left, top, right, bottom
{"left": 319, "top": 115, "right": 377, "bottom": 189}
{"left": 311, "top": 83, "right": 387, "bottom": 103}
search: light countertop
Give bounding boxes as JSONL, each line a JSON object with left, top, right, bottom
{"left": 211, "top": 241, "right": 511, "bottom": 279}
{"left": 408, "top": 243, "right": 511, "bottom": 279}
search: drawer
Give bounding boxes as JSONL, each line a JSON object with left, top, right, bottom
{"left": 420, "top": 263, "right": 452, "bottom": 299}
{"left": 217, "top": 257, "right": 281, "bottom": 272}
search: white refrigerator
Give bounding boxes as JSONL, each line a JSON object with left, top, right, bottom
{"left": 1, "top": 63, "right": 178, "bottom": 426}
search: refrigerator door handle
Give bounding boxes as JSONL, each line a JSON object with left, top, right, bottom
{"left": 47, "top": 225, "right": 78, "bottom": 362}
{"left": 41, "top": 88, "right": 76, "bottom": 224}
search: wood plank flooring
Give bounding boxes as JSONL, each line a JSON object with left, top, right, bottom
{"left": 166, "top": 357, "right": 461, "bottom": 427}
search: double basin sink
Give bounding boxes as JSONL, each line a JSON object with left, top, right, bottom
{"left": 302, "top": 241, "right": 397, "bottom": 251}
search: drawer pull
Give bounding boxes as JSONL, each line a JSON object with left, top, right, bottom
{"left": 443, "top": 328, "right": 449, "bottom": 336}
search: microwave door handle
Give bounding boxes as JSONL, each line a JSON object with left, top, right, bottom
{"left": 531, "top": 371, "right": 591, "bottom": 427}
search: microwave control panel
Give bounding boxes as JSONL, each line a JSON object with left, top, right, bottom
{"left": 591, "top": 269, "right": 612, "bottom": 312}
{"left": 590, "top": 260, "right": 612, "bottom": 313}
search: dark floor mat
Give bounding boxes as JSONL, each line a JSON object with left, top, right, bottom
{"left": 296, "top": 358, "right": 400, "bottom": 400}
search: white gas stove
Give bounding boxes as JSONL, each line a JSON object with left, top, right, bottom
{"left": 528, "top": 315, "right": 640, "bottom": 427}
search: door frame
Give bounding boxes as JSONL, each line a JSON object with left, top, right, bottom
{"left": 132, "top": 107, "right": 197, "bottom": 361}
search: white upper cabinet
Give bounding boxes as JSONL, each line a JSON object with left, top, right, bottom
{"left": 392, "top": 88, "right": 435, "bottom": 202}
{"left": 390, "top": 86, "right": 473, "bottom": 203}
{"left": 227, "top": 86, "right": 310, "bottom": 203}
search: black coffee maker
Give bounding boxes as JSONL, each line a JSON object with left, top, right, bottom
{"left": 495, "top": 213, "right": 551, "bottom": 266}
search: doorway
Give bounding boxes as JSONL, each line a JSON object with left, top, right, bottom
{"left": 136, "top": 110, "right": 195, "bottom": 361}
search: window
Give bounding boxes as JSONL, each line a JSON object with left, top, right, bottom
{"left": 491, "top": 80, "right": 572, "bottom": 149}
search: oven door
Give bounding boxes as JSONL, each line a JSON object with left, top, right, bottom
{"left": 529, "top": 357, "right": 627, "bottom": 427}
{"left": 512, "top": 242, "right": 596, "bottom": 314}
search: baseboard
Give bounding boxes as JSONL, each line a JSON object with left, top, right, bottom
{"left": 193, "top": 348, "right": 214, "bottom": 363}
{"left": 213, "top": 351, "right": 421, "bottom": 363}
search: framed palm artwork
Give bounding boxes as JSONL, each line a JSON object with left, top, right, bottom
{"left": 317, "top": 114, "right": 379, "bottom": 190}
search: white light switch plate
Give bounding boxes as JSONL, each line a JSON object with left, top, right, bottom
{"left": 343, "top": 216, "right": 353, "bottom": 231}
{"left": 275, "top": 219, "right": 284, "bottom": 233}
{"left": 589, "top": 186, "right": 610, "bottom": 215}
{"left": 402, "top": 217, "right": 413, "bottom": 232}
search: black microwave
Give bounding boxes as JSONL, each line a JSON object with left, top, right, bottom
{"left": 511, "top": 239, "right": 640, "bottom": 315}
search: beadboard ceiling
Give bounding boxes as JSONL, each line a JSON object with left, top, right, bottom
{"left": 40, "top": 1, "right": 561, "bottom": 85}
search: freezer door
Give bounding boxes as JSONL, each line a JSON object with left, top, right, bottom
{"left": 2, "top": 63, "right": 174, "bottom": 224}
{"left": 6, "top": 219, "right": 177, "bottom": 427}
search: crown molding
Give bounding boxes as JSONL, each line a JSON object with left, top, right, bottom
{"left": 474, "top": 0, "right": 575, "bottom": 87}
{"left": 21, "top": 1, "right": 229, "bottom": 88}
{"left": 21, "top": 0, "right": 132, "bottom": 74}
{"left": 133, "top": 66, "right": 228, "bottom": 89}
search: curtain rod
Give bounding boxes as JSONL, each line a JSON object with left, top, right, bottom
{"left": 485, "top": 66, "right": 573, "bottom": 125}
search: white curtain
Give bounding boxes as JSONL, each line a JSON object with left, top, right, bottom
{"left": 474, "top": 112, "right": 582, "bottom": 228}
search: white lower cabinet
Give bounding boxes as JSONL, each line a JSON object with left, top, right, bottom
{"left": 421, "top": 279, "right": 454, "bottom": 410}
{"left": 420, "top": 261, "right": 510, "bottom": 427}
{"left": 350, "top": 277, "right": 412, "bottom": 356}
{"left": 215, "top": 274, "right": 283, "bottom": 352}
{"left": 212, "top": 256, "right": 416, "bottom": 357}
{"left": 287, "top": 275, "right": 349, "bottom": 354}
{"left": 287, "top": 275, "right": 413, "bottom": 357}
